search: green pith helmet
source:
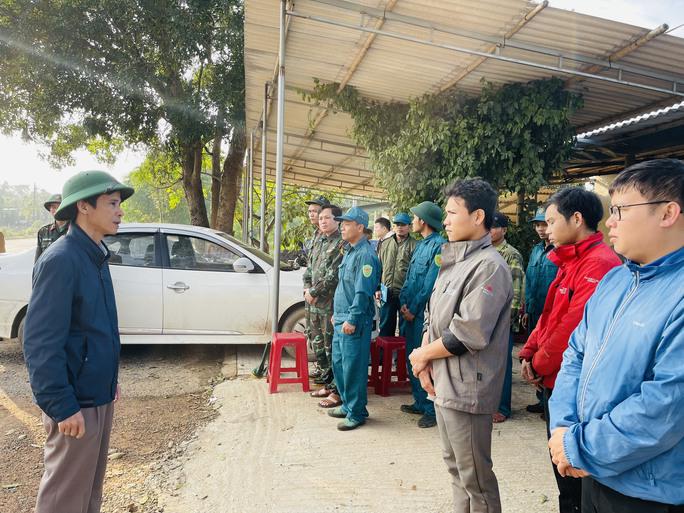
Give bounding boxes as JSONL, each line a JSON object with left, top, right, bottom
{"left": 55, "top": 170, "right": 135, "bottom": 221}
{"left": 410, "top": 201, "right": 444, "bottom": 232}
{"left": 43, "top": 193, "right": 62, "bottom": 211}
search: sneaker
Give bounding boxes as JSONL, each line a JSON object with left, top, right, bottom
{"left": 400, "top": 404, "right": 423, "bottom": 415}
{"left": 337, "top": 418, "right": 364, "bottom": 431}
{"left": 526, "top": 402, "right": 544, "bottom": 414}
{"left": 417, "top": 414, "right": 437, "bottom": 428}
{"left": 327, "top": 406, "right": 346, "bottom": 419}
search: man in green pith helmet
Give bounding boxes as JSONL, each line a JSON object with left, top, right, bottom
{"left": 35, "top": 193, "right": 69, "bottom": 262}
{"left": 23, "top": 170, "right": 134, "bottom": 513}
{"left": 398, "top": 201, "right": 446, "bottom": 429}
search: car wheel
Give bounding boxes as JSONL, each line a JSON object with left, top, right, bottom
{"left": 280, "top": 306, "right": 315, "bottom": 362}
{"left": 17, "top": 316, "right": 25, "bottom": 348}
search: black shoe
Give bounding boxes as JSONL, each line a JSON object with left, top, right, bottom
{"left": 417, "top": 414, "right": 437, "bottom": 428}
{"left": 400, "top": 404, "right": 423, "bottom": 415}
{"left": 526, "top": 402, "right": 544, "bottom": 414}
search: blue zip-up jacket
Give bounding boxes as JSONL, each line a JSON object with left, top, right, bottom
{"left": 550, "top": 246, "right": 684, "bottom": 505}
{"left": 333, "top": 238, "right": 380, "bottom": 328}
{"left": 23, "top": 223, "right": 121, "bottom": 423}
{"left": 399, "top": 231, "right": 446, "bottom": 318}
{"left": 524, "top": 241, "right": 557, "bottom": 323}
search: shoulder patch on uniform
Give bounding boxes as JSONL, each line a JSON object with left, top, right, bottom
{"left": 362, "top": 264, "right": 373, "bottom": 278}
{"left": 435, "top": 254, "right": 442, "bottom": 267}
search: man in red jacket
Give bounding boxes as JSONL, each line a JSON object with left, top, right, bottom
{"left": 519, "top": 187, "right": 621, "bottom": 513}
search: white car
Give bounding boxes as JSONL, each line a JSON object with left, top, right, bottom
{"left": 0, "top": 223, "right": 307, "bottom": 346}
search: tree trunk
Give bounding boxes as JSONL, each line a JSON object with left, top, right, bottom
{"left": 216, "top": 127, "right": 246, "bottom": 234}
{"left": 210, "top": 107, "right": 226, "bottom": 228}
{"left": 181, "top": 142, "right": 210, "bottom": 227}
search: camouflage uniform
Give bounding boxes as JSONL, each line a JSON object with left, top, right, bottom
{"left": 303, "top": 230, "right": 345, "bottom": 387}
{"left": 495, "top": 239, "right": 525, "bottom": 333}
{"left": 494, "top": 238, "right": 525, "bottom": 419}
{"left": 35, "top": 222, "right": 69, "bottom": 262}
{"left": 302, "top": 229, "right": 322, "bottom": 351}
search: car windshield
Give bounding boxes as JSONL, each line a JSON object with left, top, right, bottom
{"left": 212, "top": 231, "right": 295, "bottom": 271}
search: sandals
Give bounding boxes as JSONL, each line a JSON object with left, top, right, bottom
{"left": 318, "top": 393, "right": 342, "bottom": 409}
{"left": 492, "top": 412, "right": 508, "bottom": 423}
{"left": 310, "top": 387, "right": 332, "bottom": 398}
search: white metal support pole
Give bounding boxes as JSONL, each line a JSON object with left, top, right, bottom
{"left": 271, "top": 0, "right": 287, "bottom": 335}
{"left": 242, "top": 146, "right": 250, "bottom": 243}
{"left": 248, "top": 130, "right": 255, "bottom": 245}
{"left": 260, "top": 82, "right": 269, "bottom": 252}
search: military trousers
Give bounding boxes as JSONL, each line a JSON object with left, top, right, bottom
{"left": 36, "top": 402, "right": 114, "bottom": 513}
{"left": 332, "top": 320, "right": 371, "bottom": 424}
{"left": 309, "top": 309, "right": 336, "bottom": 390}
{"left": 402, "top": 314, "right": 435, "bottom": 417}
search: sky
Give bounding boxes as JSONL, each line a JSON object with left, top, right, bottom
{"left": 0, "top": 0, "right": 682, "bottom": 193}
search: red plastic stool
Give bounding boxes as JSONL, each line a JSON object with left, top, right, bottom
{"left": 371, "top": 336, "right": 409, "bottom": 396}
{"left": 267, "top": 333, "right": 311, "bottom": 394}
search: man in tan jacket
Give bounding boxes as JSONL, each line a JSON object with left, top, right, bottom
{"left": 409, "top": 178, "right": 513, "bottom": 513}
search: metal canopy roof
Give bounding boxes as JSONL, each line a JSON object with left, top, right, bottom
{"left": 565, "top": 101, "right": 684, "bottom": 178}
{"left": 245, "top": 0, "right": 684, "bottom": 199}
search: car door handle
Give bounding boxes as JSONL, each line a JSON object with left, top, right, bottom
{"left": 167, "top": 282, "right": 190, "bottom": 292}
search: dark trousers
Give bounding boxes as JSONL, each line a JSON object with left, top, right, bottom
{"left": 582, "top": 477, "right": 684, "bottom": 513}
{"left": 543, "top": 387, "right": 582, "bottom": 513}
{"left": 379, "top": 290, "right": 402, "bottom": 337}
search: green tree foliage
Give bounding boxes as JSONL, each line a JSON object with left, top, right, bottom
{"left": 303, "top": 78, "right": 582, "bottom": 213}
{"left": 0, "top": 182, "right": 53, "bottom": 235}
{"left": 0, "top": 0, "right": 245, "bottom": 229}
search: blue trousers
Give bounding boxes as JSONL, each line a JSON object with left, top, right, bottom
{"left": 332, "top": 321, "right": 372, "bottom": 423}
{"left": 497, "top": 332, "right": 514, "bottom": 417}
{"left": 402, "top": 314, "right": 435, "bottom": 417}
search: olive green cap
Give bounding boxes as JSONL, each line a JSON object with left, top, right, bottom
{"left": 410, "top": 201, "right": 443, "bottom": 232}
{"left": 55, "top": 170, "right": 134, "bottom": 221}
{"left": 43, "top": 193, "right": 62, "bottom": 211}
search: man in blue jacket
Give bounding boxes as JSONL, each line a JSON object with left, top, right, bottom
{"left": 548, "top": 159, "right": 684, "bottom": 512}
{"left": 399, "top": 201, "right": 446, "bottom": 428}
{"left": 23, "top": 170, "right": 134, "bottom": 513}
{"left": 328, "top": 207, "right": 380, "bottom": 431}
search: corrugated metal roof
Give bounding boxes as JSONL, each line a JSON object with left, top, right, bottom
{"left": 245, "top": 0, "right": 684, "bottom": 198}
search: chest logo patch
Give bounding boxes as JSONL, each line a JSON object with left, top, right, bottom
{"left": 435, "top": 254, "right": 442, "bottom": 267}
{"left": 362, "top": 264, "right": 373, "bottom": 278}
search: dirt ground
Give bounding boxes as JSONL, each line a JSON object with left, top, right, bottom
{"left": 0, "top": 338, "right": 227, "bottom": 513}
{"left": 1, "top": 298, "right": 558, "bottom": 513}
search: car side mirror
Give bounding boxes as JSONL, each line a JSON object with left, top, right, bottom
{"left": 233, "top": 257, "right": 255, "bottom": 273}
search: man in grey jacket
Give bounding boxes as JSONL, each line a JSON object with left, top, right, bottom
{"left": 409, "top": 178, "right": 513, "bottom": 513}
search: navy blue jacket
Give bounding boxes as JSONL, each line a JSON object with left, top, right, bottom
{"left": 23, "top": 223, "right": 120, "bottom": 422}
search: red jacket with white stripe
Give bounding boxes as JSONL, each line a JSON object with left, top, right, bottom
{"left": 519, "top": 232, "right": 621, "bottom": 389}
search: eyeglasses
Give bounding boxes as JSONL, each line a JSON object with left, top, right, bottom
{"left": 608, "top": 201, "right": 673, "bottom": 221}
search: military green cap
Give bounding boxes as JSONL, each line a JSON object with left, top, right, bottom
{"left": 43, "top": 193, "right": 62, "bottom": 211}
{"left": 55, "top": 170, "right": 134, "bottom": 221}
{"left": 410, "top": 201, "right": 443, "bottom": 232}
